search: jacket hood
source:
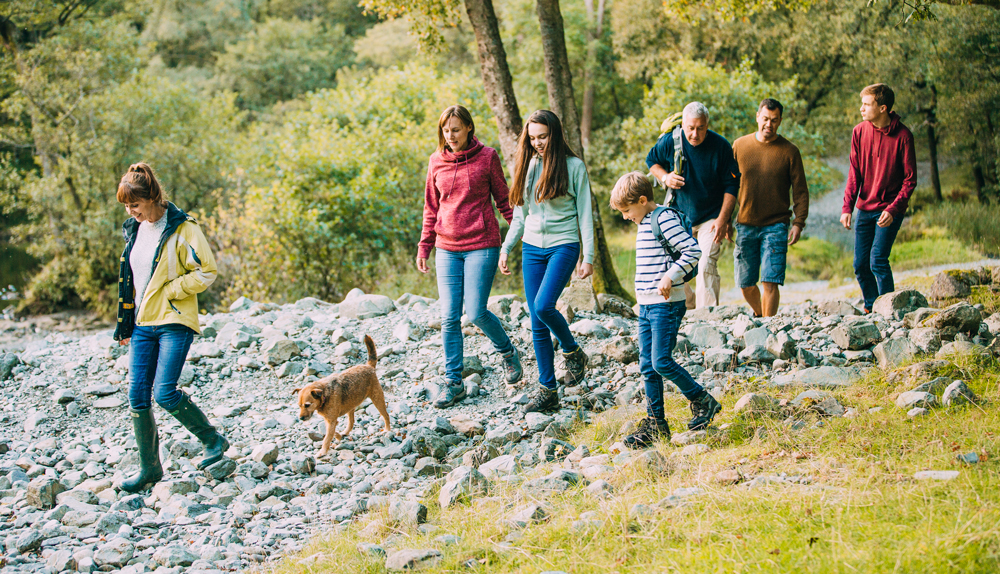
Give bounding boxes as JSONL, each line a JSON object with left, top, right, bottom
{"left": 122, "top": 202, "right": 190, "bottom": 242}
{"left": 440, "top": 137, "right": 485, "bottom": 163}
{"left": 875, "top": 112, "right": 902, "bottom": 135}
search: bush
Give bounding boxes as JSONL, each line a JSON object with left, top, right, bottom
{"left": 920, "top": 200, "right": 1000, "bottom": 257}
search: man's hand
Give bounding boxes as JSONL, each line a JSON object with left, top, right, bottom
{"left": 577, "top": 262, "right": 593, "bottom": 279}
{"left": 662, "top": 173, "right": 685, "bottom": 190}
{"left": 840, "top": 213, "right": 852, "bottom": 230}
{"left": 416, "top": 257, "right": 429, "bottom": 274}
{"left": 656, "top": 275, "right": 672, "bottom": 299}
{"left": 118, "top": 338, "right": 130, "bottom": 346}
{"left": 877, "top": 211, "right": 894, "bottom": 228}
{"left": 499, "top": 253, "right": 511, "bottom": 276}
{"left": 788, "top": 225, "right": 802, "bottom": 246}
{"left": 711, "top": 217, "right": 731, "bottom": 245}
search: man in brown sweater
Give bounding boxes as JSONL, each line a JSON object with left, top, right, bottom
{"left": 729, "top": 98, "right": 809, "bottom": 316}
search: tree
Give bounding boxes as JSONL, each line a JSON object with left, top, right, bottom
{"left": 580, "top": 0, "right": 606, "bottom": 150}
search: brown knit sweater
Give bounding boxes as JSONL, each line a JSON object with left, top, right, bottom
{"left": 732, "top": 134, "right": 809, "bottom": 228}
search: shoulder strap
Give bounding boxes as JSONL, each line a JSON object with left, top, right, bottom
{"left": 650, "top": 206, "right": 667, "bottom": 244}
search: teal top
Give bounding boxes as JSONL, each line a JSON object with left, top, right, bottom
{"left": 500, "top": 156, "right": 595, "bottom": 264}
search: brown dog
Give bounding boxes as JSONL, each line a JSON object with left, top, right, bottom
{"left": 294, "top": 335, "right": 390, "bottom": 457}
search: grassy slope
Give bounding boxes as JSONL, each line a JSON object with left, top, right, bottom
{"left": 273, "top": 353, "right": 1000, "bottom": 573}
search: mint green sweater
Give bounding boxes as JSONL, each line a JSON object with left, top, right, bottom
{"left": 501, "top": 156, "right": 595, "bottom": 264}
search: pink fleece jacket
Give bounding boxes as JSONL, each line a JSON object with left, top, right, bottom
{"left": 418, "top": 138, "right": 514, "bottom": 259}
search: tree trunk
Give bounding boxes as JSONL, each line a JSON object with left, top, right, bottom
{"left": 580, "top": 0, "right": 605, "bottom": 152}
{"left": 463, "top": 0, "right": 523, "bottom": 172}
{"left": 925, "top": 84, "right": 942, "bottom": 202}
{"left": 973, "top": 164, "right": 989, "bottom": 205}
{"left": 536, "top": 0, "right": 633, "bottom": 303}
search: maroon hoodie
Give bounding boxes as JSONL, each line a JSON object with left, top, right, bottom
{"left": 842, "top": 112, "right": 917, "bottom": 219}
{"left": 418, "top": 137, "right": 514, "bottom": 259}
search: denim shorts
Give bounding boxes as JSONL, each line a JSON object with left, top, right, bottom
{"left": 734, "top": 221, "right": 788, "bottom": 288}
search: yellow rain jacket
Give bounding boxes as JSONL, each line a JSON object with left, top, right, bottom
{"left": 113, "top": 202, "right": 217, "bottom": 340}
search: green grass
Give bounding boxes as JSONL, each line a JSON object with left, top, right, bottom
{"left": 273, "top": 353, "right": 1000, "bottom": 573}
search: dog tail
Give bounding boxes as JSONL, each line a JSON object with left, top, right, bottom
{"left": 363, "top": 334, "right": 377, "bottom": 368}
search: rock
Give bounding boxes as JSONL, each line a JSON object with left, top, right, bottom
{"left": 506, "top": 503, "right": 547, "bottom": 528}
{"left": 152, "top": 546, "right": 199, "bottom": 568}
{"left": 689, "top": 325, "right": 725, "bottom": 348}
{"left": 602, "top": 337, "right": 638, "bottom": 364}
{"left": 409, "top": 428, "right": 448, "bottom": 460}
{"left": 462, "top": 356, "right": 485, "bottom": 377}
{"left": 438, "top": 466, "right": 488, "bottom": 508}
{"left": 911, "top": 377, "right": 951, "bottom": 394}
{"left": 385, "top": 549, "right": 442, "bottom": 571}
{"left": 705, "top": 348, "right": 736, "bottom": 372}
{"left": 597, "top": 294, "right": 636, "bottom": 318}
{"left": 887, "top": 360, "right": 950, "bottom": 386}
{"left": 487, "top": 294, "right": 520, "bottom": 317}
{"left": 791, "top": 390, "right": 845, "bottom": 416}
{"left": 525, "top": 412, "right": 555, "bottom": 433}
{"left": 539, "top": 438, "right": 575, "bottom": 462}
{"left": 715, "top": 469, "right": 742, "bottom": 485}
{"left": 766, "top": 331, "right": 797, "bottom": 360}
{"left": 936, "top": 340, "right": 987, "bottom": 359}
{"left": 733, "top": 393, "right": 777, "bottom": 414}
{"left": 872, "top": 289, "right": 929, "bottom": 319}
{"left": 587, "top": 479, "right": 614, "bottom": 497}
{"left": 817, "top": 300, "right": 862, "bottom": 316}
{"left": 449, "top": 414, "right": 484, "bottom": 437}
{"left": 188, "top": 341, "right": 223, "bottom": 360}
{"left": 393, "top": 319, "right": 419, "bottom": 342}
{"left": 956, "top": 452, "right": 980, "bottom": 465}
{"left": 15, "top": 529, "right": 44, "bottom": 553}
{"left": 770, "top": 366, "right": 860, "bottom": 388}
{"left": 914, "top": 470, "right": 959, "bottom": 481}
{"left": 923, "top": 302, "right": 982, "bottom": 337}
{"left": 229, "top": 296, "right": 254, "bottom": 312}
{"left": 904, "top": 307, "right": 940, "bottom": 328}
{"left": 53, "top": 388, "right": 77, "bottom": 404}
{"left": 831, "top": 320, "right": 882, "bottom": 350}
{"left": 94, "top": 538, "right": 134, "bottom": 568}
{"left": 742, "top": 326, "right": 771, "bottom": 349}
{"left": 290, "top": 454, "right": 316, "bottom": 474}
{"left": 0, "top": 353, "right": 19, "bottom": 380}
{"left": 929, "top": 272, "right": 971, "bottom": 299}
{"left": 909, "top": 327, "right": 942, "bottom": 355}
{"left": 895, "top": 391, "right": 937, "bottom": 409}
{"left": 339, "top": 294, "right": 395, "bottom": 320}
{"left": 907, "top": 407, "right": 928, "bottom": 418}
{"left": 83, "top": 383, "right": 118, "bottom": 396}
{"left": 461, "top": 444, "right": 499, "bottom": 468}
{"left": 93, "top": 396, "right": 126, "bottom": 409}
{"left": 942, "top": 380, "right": 978, "bottom": 406}
{"left": 94, "top": 511, "right": 128, "bottom": 535}
{"left": 414, "top": 458, "right": 452, "bottom": 477}
{"left": 479, "top": 454, "right": 521, "bottom": 477}
{"left": 630, "top": 450, "right": 673, "bottom": 475}
{"left": 873, "top": 338, "right": 916, "bottom": 368}
{"left": 27, "top": 477, "right": 66, "bottom": 509}
{"left": 738, "top": 345, "right": 776, "bottom": 364}
{"left": 46, "top": 549, "right": 77, "bottom": 571}
{"left": 263, "top": 339, "right": 301, "bottom": 365}
{"left": 389, "top": 499, "right": 428, "bottom": 525}
{"left": 250, "top": 443, "right": 280, "bottom": 465}
{"left": 559, "top": 276, "right": 602, "bottom": 313}
{"left": 570, "top": 319, "right": 611, "bottom": 338}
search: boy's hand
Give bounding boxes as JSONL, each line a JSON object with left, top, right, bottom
{"left": 840, "top": 213, "right": 852, "bottom": 230}
{"left": 499, "top": 253, "right": 511, "bottom": 275}
{"left": 877, "top": 211, "right": 894, "bottom": 228}
{"left": 656, "top": 275, "right": 672, "bottom": 298}
{"left": 577, "top": 262, "right": 593, "bottom": 279}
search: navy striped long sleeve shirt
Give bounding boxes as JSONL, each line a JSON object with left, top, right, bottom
{"left": 635, "top": 207, "right": 701, "bottom": 305}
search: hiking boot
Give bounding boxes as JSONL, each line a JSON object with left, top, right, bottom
{"left": 522, "top": 387, "right": 559, "bottom": 414}
{"left": 167, "top": 393, "right": 230, "bottom": 470}
{"left": 120, "top": 408, "right": 163, "bottom": 493}
{"left": 503, "top": 347, "right": 523, "bottom": 385}
{"left": 433, "top": 381, "right": 467, "bottom": 409}
{"left": 688, "top": 392, "right": 722, "bottom": 431}
{"left": 562, "top": 346, "right": 589, "bottom": 386}
{"left": 623, "top": 417, "right": 671, "bottom": 449}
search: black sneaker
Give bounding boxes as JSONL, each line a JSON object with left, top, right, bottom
{"left": 623, "top": 417, "right": 671, "bottom": 449}
{"left": 433, "top": 381, "right": 467, "bottom": 409}
{"left": 503, "top": 347, "right": 523, "bottom": 385}
{"left": 562, "top": 347, "right": 589, "bottom": 386}
{"left": 523, "top": 387, "right": 559, "bottom": 414}
{"left": 688, "top": 392, "right": 722, "bottom": 431}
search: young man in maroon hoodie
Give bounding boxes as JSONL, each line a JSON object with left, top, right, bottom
{"left": 840, "top": 83, "right": 917, "bottom": 313}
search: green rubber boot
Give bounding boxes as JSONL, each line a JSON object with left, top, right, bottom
{"left": 120, "top": 408, "right": 163, "bottom": 493}
{"left": 168, "top": 393, "right": 230, "bottom": 470}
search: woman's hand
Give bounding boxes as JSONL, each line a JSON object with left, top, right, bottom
{"left": 577, "top": 262, "right": 593, "bottom": 279}
{"left": 118, "top": 338, "right": 130, "bottom": 346}
{"left": 499, "top": 253, "right": 511, "bottom": 276}
{"left": 416, "top": 257, "right": 429, "bottom": 274}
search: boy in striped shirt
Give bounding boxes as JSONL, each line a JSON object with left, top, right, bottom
{"left": 611, "top": 172, "right": 722, "bottom": 448}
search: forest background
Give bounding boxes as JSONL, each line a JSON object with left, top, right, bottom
{"left": 0, "top": 0, "right": 998, "bottom": 317}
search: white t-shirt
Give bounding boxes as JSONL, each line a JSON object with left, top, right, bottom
{"left": 130, "top": 215, "right": 168, "bottom": 310}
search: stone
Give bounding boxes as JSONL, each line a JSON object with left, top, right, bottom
{"left": 93, "top": 396, "right": 126, "bottom": 409}
{"left": 449, "top": 414, "right": 484, "bottom": 437}
{"left": 410, "top": 427, "right": 448, "bottom": 460}
{"left": 385, "top": 549, "right": 442, "bottom": 571}
{"left": 414, "top": 458, "right": 452, "bottom": 477}
{"left": 559, "top": 276, "right": 602, "bottom": 313}
{"left": 873, "top": 338, "right": 916, "bottom": 368}
{"left": 942, "top": 380, "right": 978, "bottom": 406}
{"left": 911, "top": 377, "right": 951, "bottom": 394}
{"left": 479, "top": 454, "right": 521, "bottom": 477}
{"left": 957, "top": 452, "right": 980, "bottom": 465}
{"left": 525, "top": 412, "right": 555, "bottom": 433}
{"left": 817, "top": 300, "right": 862, "bottom": 316}
{"left": 831, "top": 320, "right": 882, "bottom": 350}
{"left": 83, "top": 383, "right": 118, "bottom": 396}
{"left": 462, "top": 356, "right": 485, "bottom": 377}
{"left": 742, "top": 326, "right": 772, "bottom": 349}
{"left": 929, "top": 272, "right": 971, "bottom": 299}
{"left": 188, "top": 342, "right": 223, "bottom": 360}
{"left": 152, "top": 546, "right": 199, "bottom": 568}
{"left": 290, "top": 454, "right": 316, "bottom": 474}
{"left": 630, "top": 450, "right": 673, "bottom": 475}
{"left": 570, "top": 319, "right": 611, "bottom": 338}
{"left": 766, "top": 331, "right": 797, "bottom": 360}
{"left": 909, "top": 327, "right": 942, "bottom": 355}
{"left": 539, "top": 438, "right": 575, "bottom": 462}
{"left": 923, "top": 302, "right": 982, "bottom": 336}
{"left": 681, "top": 443, "right": 710, "bottom": 456}
{"left": 602, "top": 337, "right": 638, "bottom": 364}
{"left": 733, "top": 393, "right": 777, "bottom": 414}
{"left": 887, "top": 360, "right": 950, "bottom": 386}
{"left": 203, "top": 457, "right": 237, "bottom": 480}
{"left": 53, "top": 388, "right": 77, "bottom": 404}
{"left": 705, "top": 348, "right": 737, "bottom": 372}
{"left": 46, "top": 549, "right": 77, "bottom": 571}
{"left": 738, "top": 345, "right": 776, "bottom": 364}
{"left": 94, "top": 538, "right": 135, "bottom": 568}
{"left": 393, "top": 319, "right": 419, "bottom": 342}
{"left": 229, "top": 296, "right": 254, "bottom": 312}
{"left": 770, "top": 366, "right": 860, "bottom": 388}
{"left": 914, "top": 470, "right": 959, "bottom": 481}
{"left": 895, "top": 391, "right": 937, "bottom": 409}
{"left": 872, "top": 289, "right": 929, "bottom": 319}
{"left": 250, "top": 443, "right": 280, "bottom": 465}
{"left": 389, "top": 499, "right": 428, "bottom": 525}
{"left": 461, "top": 444, "right": 499, "bottom": 468}
{"left": 715, "top": 469, "right": 742, "bottom": 485}
{"left": 339, "top": 294, "right": 395, "bottom": 320}
{"left": 597, "top": 294, "right": 636, "bottom": 318}
{"left": 94, "top": 511, "right": 128, "bottom": 535}
{"left": 0, "top": 353, "right": 19, "bottom": 380}
{"left": 439, "top": 466, "right": 488, "bottom": 508}
{"left": 485, "top": 425, "right": 522, "bottom": 446}
{"left": 15, "top": 528, "right": 44, "bottom": 553}
{"left": 506, "top": 503, "right": 547, "bottom": 528}
{"left": 904, "top": 308, "right": 940, "bottom": 328}
{"left": 263, "top": 339, "right": 301, "bottom": 365}
{"left": 907, "top": 407, "right": 928, "bottom": 418}
{"left": 689, "top": 325, "right": 725, "bottom": 348}
{"left": 27, "top": 477, "right": 66, "bottom": 509}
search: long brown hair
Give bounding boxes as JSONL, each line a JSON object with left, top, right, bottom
{"left": 509, "top": 110, "right": 577, "bottom": 206}
{"left": 116, "top": 162, "right": 166, "bottom": 206}
{"left": 436, "top": 105, "right": 476, "bottom": 153}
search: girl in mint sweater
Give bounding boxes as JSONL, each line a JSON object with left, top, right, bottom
{"left": 500, "top": 110, "right": 594, "bottom": 414}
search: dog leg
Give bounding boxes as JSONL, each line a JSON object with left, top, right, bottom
{"left": 370, "top": 385, "right": 392, "bottom": 433}
{"left": 342, "top": 410, "right": 354, "bottom": 437}
{"left": 318, "top": 418, "right": 337, "bottom": 458}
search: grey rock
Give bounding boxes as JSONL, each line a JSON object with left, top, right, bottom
{"left": 929, "top": 272, "right": 971, "bottom": 299}
{"left": 384, "top": 548, "right": 442, "bottom": 571}
{"left": 524, "top": 412, "right": 554, "bottom": 433}
{"left": 559, "top": 276, "right": 602, "bottom": 313}
{"left": 389, "top": 499, "right": 427, "bottom": 525}
{"left": 460, "top": 444, "right": 499, "bottom": 468}
{"left": 53, "top": 388, "right": 77, "bottom": 404}
{"left": 0, "top": 353, "right": 19, "bottom": 380}
{"left": 704, "top": 348, "right": 736, "bottom": 372}
{"left": 766, "top": 331, "right": 797, "bottom": 360}
{"left": 873, "top": 338, "right": 916, "bottom": 368}
{"left": 414, "top": 458, "right": 452, "bottom": 477}
{"left": 872, "top": 289, "right": 929, "bottom": 319}
{"left": 83, "top": 383, "right": 118, "bottom": 396}
{"left": 597, "top": 293, "right": 636, "bottom": 318}
{"left": 94, "top": 538, "right": 134, "bottom": 568}
{"left": 94, "top": 511, "right": 128, "bottom": 535}
{"left": 263, "top": 339, "right": 301, "bottom": 365}
{"left": 817, "top": 300, "right": 862, "bottom": 316}
{"left": 904, "top": 307, "right": 940, "bottom": 328}
{"left": 46, "top": 549, "right": 77, "bottom": 571}
{"left": 462, "top": 356, "right": 485, "bottom": 378}
{"left": 484, "top": 425, "right": 522, "bottom": 447}
{"left": 152, "top": 545, "right": 199, "bottom": 568}
{"left": 602, "top": 337, "right": 638, "bottom": 364}
{"left": 570, "top": 319, "right": 611, "bottom": 338}
{"left": 204, "top": 458, "right": 237, "bottom": 480}
{"left": 909, "top": 327, "right": 942, "bottom": 355}
{"left": 923, "top": 302, "right": 982, "bottom": 336}
{"left": 539, "top": 438, "right": 575, "bottom": 462}
{"left": 479, "top": 454, "right": 521, "bottom": 477}
{"left": 957, "top": 452, "right": 980, "bottom": 465}
{"left": 942, "top": 380, "right": 978, "bottom": 406}
{"left": 339, "top": 294, "right": 395, "bottom": 320}
{"left": 936, "top": 340, "right": 988, "bottom": 359}
{"left": 738, "top": 345, "right": 776, "bottom": 364}
{"left": 907, "top": 407, "right": 929, "bottom": 418}
{"left": 770, "top": 366, "right": 861, "bottom": 388}
{"left": 895, "top": 391, "right": 936, "bottom": 409}
{"left": 15, "top": 528, "right": 44, "bottom": 553}
{"left": 506, "top": 503, "right": 547, "bottom": 528}
{"left": 410, "top": 427, "right": 448, "bottom": 460}
{"left": 832, "top": 320, "right": 882, "bottom": 350}
{"left": 732, "top": 393, "right": 777, "bottom": 414}
{"left": 438, "top": 466, "right": 488, "bottom": 508}
{"left": 27, "top": 478, "right": 66, "bottom": 509}
{"left": 250, "top": 443, "right": 280, "bottom": 465}
{"left": 94, "top": 396, "right": 126, "bottom": 409}
{"left": 910, "top": 376, "right": 951, "bottom": 394}
{"left": 689, "top": 325, "right": 725, "bottom": 348}
{"left": 742, "top": 326, "right": 772, "bottom": 349}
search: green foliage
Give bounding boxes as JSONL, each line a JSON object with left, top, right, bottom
{"left": 919, "top": 200, "right": 1000, "bottom": 257}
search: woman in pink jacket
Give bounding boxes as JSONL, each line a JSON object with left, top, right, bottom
{"left": 417, "top": 105, "right": 522, "bottom": 408}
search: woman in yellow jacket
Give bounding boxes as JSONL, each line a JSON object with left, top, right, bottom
{"left": 113, "top": 163, "right": 229, "bottom": 493}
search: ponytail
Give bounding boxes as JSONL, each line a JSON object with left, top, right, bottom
{"left": 116, "top": 162, "right": 166, "bottom": 205}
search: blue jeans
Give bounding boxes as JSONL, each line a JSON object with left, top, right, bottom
{"left": 638, "top": 301, "right": 704, "bottom": 419}
{"left": 523, "top": 242, "right": 581, "bottom": 390}
{"left": 436, "top": 247, "right": 514, "bottom": 383}
{"left": 128, "top": 324, "right": 195, "bottom": 410}
{"left": 734, "top": 221, "right": 788, "bottom": 288}
{"left": 853, "top": 209, "right": 904, "bottom": 310}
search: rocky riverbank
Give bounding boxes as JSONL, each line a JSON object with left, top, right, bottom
{"left": 0, "top": 269, "right": 998, "bottom": 573}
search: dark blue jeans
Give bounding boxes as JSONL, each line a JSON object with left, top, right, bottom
{"left": 523, "top": 242, "right": 581, "bottom": 390}
{"left": 436, "top": 247, "right": 514, "bottom": 383}
{"left": 853, "top": 209, "right": 903, "bottom": 310}
{"left": 638, "top": 300, "right": 704, "bottom": 420}
{"left": 128, "top": 324, "right": 195, "bottom": 410}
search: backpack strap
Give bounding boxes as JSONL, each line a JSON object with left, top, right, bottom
{"left": 663, "top": 126, "right": 685, "bottom": 207}
{"left": 650, "top": 206, "right": 679, "bottom": 259}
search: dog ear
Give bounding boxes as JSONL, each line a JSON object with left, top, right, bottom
{"left": 292, "top": 388, "right": 301, "bottom": 395}
{"left": 311, "top": 389, "right": 323, "bottom": 400}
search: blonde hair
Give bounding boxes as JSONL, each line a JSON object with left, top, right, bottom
{"left": 609, "top": 171, "right": 655, "bottom": 209}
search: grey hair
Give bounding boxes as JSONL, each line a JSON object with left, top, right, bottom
{"left": 683, "top": 101, "right": 709, "bottom": 121}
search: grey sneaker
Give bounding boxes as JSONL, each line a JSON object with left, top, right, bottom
{"left": 434, "top": 381, "right": 467, "bottom": 409}
{"left": 503, "top": 347, "right": 523, "bottom": 385}
{"left": 523, "top": 387, "right": 559, "bottom": 414}
{"left": 562, "top": 346, "right": 589, "bottom": 386}
{"left": 688, "top": 392, "right": 722, "bottom": 430}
